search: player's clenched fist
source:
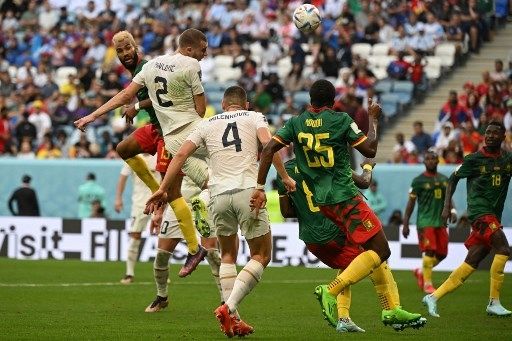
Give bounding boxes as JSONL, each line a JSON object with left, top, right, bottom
{"left": 368, "top": 98, "right": 382, "bottom": 121}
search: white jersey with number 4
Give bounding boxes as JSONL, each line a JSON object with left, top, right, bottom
{"left": 187, "top": 110, "right": 268, "bottom": 197}
{"left": 132, "top": 53, "right": 204, "bottom": 136}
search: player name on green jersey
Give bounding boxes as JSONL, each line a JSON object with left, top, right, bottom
{"left": 454, "top": 149, "right": 512, "bottom": 221}
{"left": 276, "top": 159, "right": 340, "bottom": 244}
{"left": 132, "top": 59, "right": 161, "bottom": 131}
{"left": 275, "top": 109, "right": 366, "bottom": 205}
{"left": 409, "top": 172, "right": 449, "bottom": 228}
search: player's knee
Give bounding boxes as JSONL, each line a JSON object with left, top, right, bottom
{"left": 436, "top": 254, "right": 447, "bottom": 262}
{"left": 116, "top": 140, "right": 130, "bottom": 159}
{"left": 496, "top": 247, "right": 510, "bottom": 258}
{"left": 377, "top": 245, "right": 391, "bottom": 262}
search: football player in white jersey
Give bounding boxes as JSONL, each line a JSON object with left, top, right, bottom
{"left": 114, "top": 153, "right": 159, "bottom": 284}
{"left": 74, "top": 28, "right": 210, "bottom": 277}
{"left": 145, "top": 86, "right": 296, "bottom": 337}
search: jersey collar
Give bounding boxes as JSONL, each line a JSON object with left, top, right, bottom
{"left": 308, "top": 105, "right": 332, "bottom": 113}
{"left": 479, "top": 147, "right": 502, "bottom": 158}
{"left": 422, "top": 171, "right": 437, "bottom": 177}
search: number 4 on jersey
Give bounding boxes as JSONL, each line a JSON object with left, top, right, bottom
{"left": 222, "top": 122, "right": 242, "bottom": 152}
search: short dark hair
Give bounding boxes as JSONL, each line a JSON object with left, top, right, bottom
{"left": 87, "top": 173, "right": 96, "bottom": 181}
{"left": 309, "top": 80, "right": 335, "bottom": 107}
{"left": 223, "top": 85, "right": 247, "bottom": 106}
{"left": 22, "top": 175, "right": 31, "bottom": 184}
{"left": 413, "top": 121, "right": 423, "bottom": 127}
{"left": 487, "top": 121, "right": 506, "bottom": 133}
{"left": 178, "top": 28, "right": 206, "bottom": 48}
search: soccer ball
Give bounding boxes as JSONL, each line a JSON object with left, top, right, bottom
{"left": 292, "top": 4, "right": 322, "bottom": 33}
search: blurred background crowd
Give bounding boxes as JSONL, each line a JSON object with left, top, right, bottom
{"left": 0, "top": 0, "right": 511, "bottom": 164}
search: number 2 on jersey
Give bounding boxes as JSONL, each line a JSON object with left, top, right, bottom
{"left": 222, "top": 122, "right": 242, "bottom": 152}
{"left": 154, "top": 76, "right": 173, "bottom": 107}
{"left": 297, "top": 132, "right": 334, "bottom": 168}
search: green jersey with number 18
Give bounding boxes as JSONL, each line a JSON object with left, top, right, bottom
{"left": 275, "top": 108, "right": 367, "bottom": 205}
{"left": 453, "top": 149, "right": 512, "bottom": 221}
{"left": 409, "top": 172, "right": 449, "bottom": 228}
{"left": 132, "top": 53, "right": 204, "bottom": 136}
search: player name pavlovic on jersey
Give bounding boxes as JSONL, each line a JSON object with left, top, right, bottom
{"left": 187, "top": 110, "right": 268, "bottom": 197}
{"left": 132, "top": 53, "right": 204, "bottom": 136}
{"left": 409, "top": 172, "right": 449, "bottom": 228}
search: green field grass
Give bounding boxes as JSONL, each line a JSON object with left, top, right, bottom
{"left": 0, "top": 258, "right": 510, "bottom": 340}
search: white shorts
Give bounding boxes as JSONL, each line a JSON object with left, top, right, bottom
{"left": 164, "top": 121, "right": 208, "bottom": 188}
{"left": 130, "top": 206, "right": 151, "bottom": 233}
{"left": 158, "top": 207, "right": 183, "bottom": 239}
{"left": 209, "top": 188, "right": 270, "bottom": 240}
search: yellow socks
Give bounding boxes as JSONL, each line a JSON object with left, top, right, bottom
{"left": 336, "top": 269, "right": 351, "bottom": 318}
{"left": 328, "top": 250, "right": 381, "bottom": 296}
{"left": 125, "top": 156, "right": 160, "bottom": 192}
{"left": 370, "top": 262, "right": 400, "bottom": 310}
{"left": 170, "top": 197, "right": 199, "bottom": 254}
{"left": 490, "top": 254, "right": 509, "bottom": 299}
{"left": 433, "top": 262, "right": 475, "bottom": 300}
{"left": 422, "top": 255, "right": 437, "bottom": 286}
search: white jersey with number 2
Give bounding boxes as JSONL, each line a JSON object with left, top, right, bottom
{"left": 187, "top": 110, "right": 268, "bottom": 197}
{"left": 132, "top": 53, "right": 204, "bottom": 136}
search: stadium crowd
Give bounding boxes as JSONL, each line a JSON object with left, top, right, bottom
{"left": 0, "top": 0, "right": 509, "bottom": 162}
{"left": 393, "top": 59, "right": 512, "bottom": 164}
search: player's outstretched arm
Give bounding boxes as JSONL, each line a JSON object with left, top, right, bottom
{"left": 352, "top": 159, "right": 375, "bottom": 189}
{"left": 402, "top": 195, "right": 417, "bottom": 238}
{"left": 279, "top": 195, "right": 297, "bottom": 218}
{"left": 441, "top": 173, "right": 460, "bottom": 225}
{"left": 74, "top": 82, "right": 143, "bottom": 131}
{"left": 354, "top": 98, "right": 381, "bottom": 158}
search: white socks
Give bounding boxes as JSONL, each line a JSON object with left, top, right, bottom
{"left": 225, "top": 259, "right": 264, "bottom": 313}
{"left": 154, "top": 249, "right": 171, "bottom": 298}
{"left": 126, "top": 238, "right": 141, "bottom": 276}
{"left": 206, "top": 249, "right": 223, "bottom": 301}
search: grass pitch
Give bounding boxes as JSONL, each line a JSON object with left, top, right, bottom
{"left": 0, "top": 258, "right": 510, "bottom": 340}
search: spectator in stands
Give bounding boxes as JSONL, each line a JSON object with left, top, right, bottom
{"left": 438, "top": 90, "right": 468, "bottom": 129}
{"left": 410, "top": 53, "right": 428, "bottom": 93}
{"left": 483, "top": 84, "right": 506, "bottom": 119}
{"left": 36, "top": 133, "right": 62, "bottom": 159}
{"left": 390, "top": 25, "right": 411, "bottom": 56}
{"left": 284, "top": 63, "right": 306, "bottom": 95}
{"left": 55, "top": 129, "right": 71, "bottom": 158}
{"left": 490, "top": 59, "right": 508, "bottom": 83}
{"left": 445, "top": 13, "right": 465, "bottom": 55}
{"left": 411, "top": 121, "right": 433, "bottom": 157}
{"left": 69, "top": 133, "right": 92, "bottom": 159}
{"left": 465, "top": 92, "right": 484, "bottom": 127}
{"left": 460, "top": 0, "right": 483, "bottom": 53}
{"left": 504, "top": 99, "right": 512, "bottom": 132}
{"left": 388, "top": 209, "right": 403, "bottom": 230}
{"left": 378, "top": 16, "right": 395, "bottom": 44}
{"left": 318, "top": 45, "right": 341, "bottom": 78}
{"left": 265, "top": 73, "right": 285, "bottom": 104}
{"left": 8, "top": 174, "right": 40, "bottom": 217}
{"left": 435, "top": 121, "right": 457, "bottom": 154}
{"left": 365, "top": 180, "right": 387, "bottom": 220}
{"left": 15, "top": 111, "right": 37, "bottom": 148}
{"left": 252, "top": 83, "right": 272, "bottom": 115}
{"left": 409, "top": 25, "right": 436, "bottom": 55}
{"left": 477, "top": 112, "right": 490, "bottom": 135}
{"left": 424, "top": 11, "right": 445, "bottom": 44}
{"left": 460, "top": 121, "right": 483, "bottom": 156}
{"left": 393, "top": 132, "right": 417, "bottom": 163}
{"left": 387, "top": 51, "right": 411, "bottom": 80}
{"left": 0, "top": 109, "right": 10, "bottom": 155}
{"left": 28, "top": 100, "right": 52, "bottom": 143}
{"left": 476, "top": 70, "right": 492, "bottom": 96}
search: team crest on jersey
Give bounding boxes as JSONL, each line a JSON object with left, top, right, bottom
{"left": 424, "top": 183, "right": 431, "bottom": 189}
{"left": 480, "top": 166, "right": 486, "bottom": 174}
{"left": 489, "top": 222, "right": 498, "bottom": 231}
{"left": 350, "top": 122, "right": 361, "bottom": 134}
{"left": 363, "top": 219, "right": 374, "bottom": 231}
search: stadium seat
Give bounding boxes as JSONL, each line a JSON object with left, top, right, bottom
{"left": 380, "top": 93, "right": 400, "bottom": 118}
{"left": 424, "top": 56, "right": 442, "bottom": 81}
{"left": 293, "top": 91, "right": 310, "bottom": 106}
{"left": 214, "top": 67, "right": 241, "bottom": 83}
{"left": 249, "top": 42, "right": 264, "bottom": 60}
{"left": 370, "top": 67, "right": 388, "bottom": 80}
{"left": 374, "top": 79, "right": 393, "bottom": 93}
{"left": 435, "top": 43, "right": 456, "bottom": 68}
{"left": 376, "top": 55, "right": 396, "bottom": 69}
{"left": 392, "top": 81, "right": 414, "bottom": 105}
{"left": 371, "top": 43, "right": 390, "bottom": 56}
{"left": 277, "top": 57, "right": 293, "bottom": 79}
{"left": 366, "top": 56, "right": 379, "bottom": 67}
{"left": 351, "top": 43, "right": 372, "bottom": 59}
{"left": 203, "top": 81, "right": 227, "bottom": 93}
{"left": 214, "top": 55, "right": 234, "bottom": 68}
{"left": 305, "top": 54, "right": 315, "bottom": 66}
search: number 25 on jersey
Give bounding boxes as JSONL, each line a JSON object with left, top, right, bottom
{"left": 297, "top": 132, "right": 334, "bottom": 168}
